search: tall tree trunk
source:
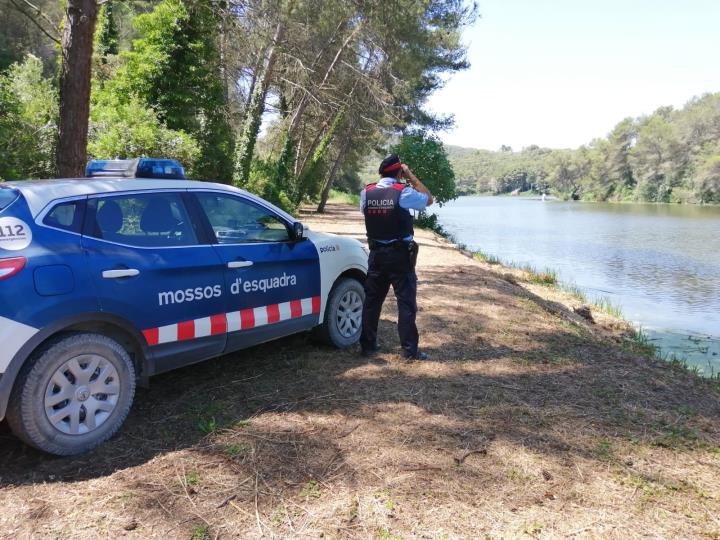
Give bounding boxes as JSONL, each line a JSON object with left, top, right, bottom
{"left": 232, "top": 22, "right": 284, "bottom": 186}
{"left": 294, "top": 108, "right": 345, "bottom": 204}
{"left": 293, "top": 132, "right": 303, "bottom": 176}
{"left": 298, "top": 122, "right": 325, "bottom": 176}
{"left": 317, "top": 134, "right": 352, "bottom": 213}
{"left": 218, "top": 14, "right": 229, "bottom": 105}
{"left": 56, "top": 0, "right": 98, "bottom": 178}
{"left": 244, "top": 46, "right": 266, "bottom": 109}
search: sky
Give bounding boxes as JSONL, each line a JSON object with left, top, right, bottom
{"left": 426, "top": 0, "right": 720, "bottom": 151}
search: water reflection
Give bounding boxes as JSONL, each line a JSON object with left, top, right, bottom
{"left": 433, "top": 196, "right": 720, "bottom": 372}
{"left": 647, "top": 330, "right": 720, "bottom": 377}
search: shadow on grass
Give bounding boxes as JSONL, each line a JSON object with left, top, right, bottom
{"left": 1, "top": 257, "right": 719, "bottom": 524}
{"left": 1, "top": 329, "right": 718, "bottom": 485}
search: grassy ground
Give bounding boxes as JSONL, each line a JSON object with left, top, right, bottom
{"left": 1, "top": 203, "right": 720, "bottom": 539}
{"left": 327, "top": 189, "right": 360, "bottom": 207}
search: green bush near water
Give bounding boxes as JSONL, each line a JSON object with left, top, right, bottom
{"left": 521, "top": 265, "right": 558, "bottom": 285}
{"left": 414, "top": 212, "right": 446, "bottom": 235}
{"left": 593, "top": 296, "right": 623, "bottom": 318}
{"left": 473, "top": 250, "right": 502, "bottom": 265}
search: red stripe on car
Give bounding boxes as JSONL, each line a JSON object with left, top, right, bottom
{"left": 143, "top": 328, "right": 159, "bottom": 346}
{"left": 267, "top": 304, "right": 280, "bottom": 324}
{"left": 177, "top": 320, "right": 195, "bottom": 341}
{"left": 240, "top": 308, "right": 255, "bottom": 329}
{"left": 290, "top": 299, "right": 302, "bottom": 318}
{"left": 210, "top": 314, "right": 227, "bottom": 335}
{"left": 142, "top": 296, "right": 322, "bottom": 347}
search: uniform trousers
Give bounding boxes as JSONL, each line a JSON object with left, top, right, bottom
{"left": 360, "top": 243, "right": 419, "bottom": 357}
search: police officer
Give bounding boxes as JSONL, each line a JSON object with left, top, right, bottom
{"left": 359, "top": 154, "right": 434, "bottom": 360}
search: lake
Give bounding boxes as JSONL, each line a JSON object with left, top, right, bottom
{"left": 432, "top": 196, "right": 720, "bottom": 374}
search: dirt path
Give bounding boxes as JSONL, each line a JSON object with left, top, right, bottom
{"left": 2, "top": 203, "right": 719, "bottom": 539}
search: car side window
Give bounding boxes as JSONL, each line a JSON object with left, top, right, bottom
{"left": 43, "top": 200, "right": 85, "bottom": 233}
{"left": 195, "top": 192, "right": 290, "bottom": 244}
{"left": 88, "top": 192, "right": 198, "bottom": 247}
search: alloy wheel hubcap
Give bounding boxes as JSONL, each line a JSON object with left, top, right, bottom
{"left": 336, "top": 290, "right": 363, "bottom": 338}
{"left": 44, "top": 354, "right": 120, "bottom": 435}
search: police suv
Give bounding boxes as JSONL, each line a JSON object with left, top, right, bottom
{"left": 0, "top": 159, "right": 367, "bottom": 455}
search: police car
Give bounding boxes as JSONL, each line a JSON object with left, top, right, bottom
{"left": 0, "top": 159, "right": 367, "bottom": 455}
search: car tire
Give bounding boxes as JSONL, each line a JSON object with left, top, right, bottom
{"left": 315, "top": 277, "right": 365, "bottom": 348}
{"left": 6, "top": 333, "right": 136, "bottom": 456}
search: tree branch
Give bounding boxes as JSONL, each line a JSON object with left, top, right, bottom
{"left": 279, "top": 77, "right": 324, "bottom": 107}
{"left": 7, "top": 0, "right": 61, "bottom": 44}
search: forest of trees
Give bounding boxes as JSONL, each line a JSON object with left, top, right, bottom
{"left": 449, "top": 92, "right": 720, "bottom": 204}
{"left": 0, "top": 0, "right": 473, "bottom": 212}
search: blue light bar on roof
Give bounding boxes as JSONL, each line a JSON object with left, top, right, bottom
{"left": 133, "top": 158, "right": 186, "bottom": 179}
{"left": 85, "top": 159, "right": 133, "bottom": 177}
{"left": 85, "top": 158, "right": 186, "bottom": 179}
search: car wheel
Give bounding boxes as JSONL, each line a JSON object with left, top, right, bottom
{"left": 6, "top": 333, "right": 136, "bottom": 456}
{"left": 315, "top": 277, "right": 365, "bottom": 348}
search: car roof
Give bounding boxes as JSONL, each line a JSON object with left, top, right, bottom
{"left": 4, "top": 178, "right": 296, "bottom": 223}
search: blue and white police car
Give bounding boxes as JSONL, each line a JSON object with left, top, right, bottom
{"left": 0, "top": 159, "right": 367, "bottom": 455}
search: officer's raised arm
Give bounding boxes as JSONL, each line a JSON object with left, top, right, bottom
{"left": 400, "top": 164, "right": 433, "bottom": 206}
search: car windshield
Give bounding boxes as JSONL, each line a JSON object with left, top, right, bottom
{"left": 0, "top": 188, "right": 18, "bottom": 212}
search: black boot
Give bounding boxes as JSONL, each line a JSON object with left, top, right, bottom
{"left": 361, "top": 342, "right": 380, "bottom": 357}
{"left": 403, "top": 350, "right": 428, "bottom": 360}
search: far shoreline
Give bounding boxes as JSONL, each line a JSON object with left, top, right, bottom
{"left": 453, "top": 191, "right": 720, "bottom": 207}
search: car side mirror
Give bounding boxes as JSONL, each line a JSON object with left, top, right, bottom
{"left": 291, "top": 222, "right": 305, "bottom": 242}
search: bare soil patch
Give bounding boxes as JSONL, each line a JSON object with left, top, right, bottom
{"left": 1, "top": 203, "right": 719, "bottom": 539}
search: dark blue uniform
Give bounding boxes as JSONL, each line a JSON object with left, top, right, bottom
{"left": 360, "top": 179, "right": 428, "bottom": 357}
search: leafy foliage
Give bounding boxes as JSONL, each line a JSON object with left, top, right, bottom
{"left": 0, "top": 0, "right": 62, "bottom": 72}
{"left": 695, "top": 153, "right": 720, "bottom": 203}
{"left": 245, "top": 157, "right": 295, "bottom": 214}
{"left": 1, "top": 0, "right": 474, "bottom": 207}
{"left": 232, "top": 0, "right": 476, "bottom": 209}
{"left": 96, "top": 2, "right": 119, "bottom": 63}
{"left": 391, "top": 130, "right": 456, "bottom": 205}
{"left": 0, "top": 54, "right": 57, "bottom": 180}
{"left": 88, "top": 95, "right": 199, "bottom": 165}
{"left": 104, "top": 0, "right": 233, "bottom": 180}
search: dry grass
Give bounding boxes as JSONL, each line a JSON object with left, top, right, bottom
{"left": 1, "top": 202, "right": 720, "bottom": 539}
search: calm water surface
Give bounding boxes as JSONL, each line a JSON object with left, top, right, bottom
{"left": 432, "top": 196, "right": 720, "bottom": 373}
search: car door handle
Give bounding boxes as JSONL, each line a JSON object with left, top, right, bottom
{"left": 227, "top": 261, "right": 254, "bottom": 269}
{"left": 102, "top": 269, "right": 140, "bottom": 279}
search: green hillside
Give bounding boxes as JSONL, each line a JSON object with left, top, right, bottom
{"left": 445, "top": 92, "right": 720, "bottom": 204}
